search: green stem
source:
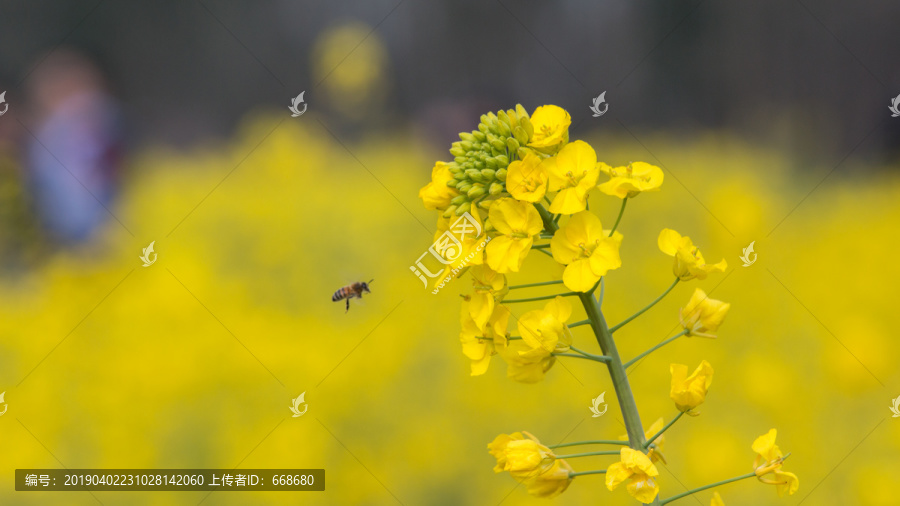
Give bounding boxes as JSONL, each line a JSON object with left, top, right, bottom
{"left": 508, "top": 279, "right": 565, "bottom": 290}
{"left": 658, "top": 472, "right": 757, "bottom": 505}
{"left": 532, "top": 243, "right": 551, "bottom": 249}
{"left": 554, "top": 450, "right": 620, "bottom": 458}
{"left": 569, "top": 470, "right": 607, "bottom": 477}
{"left": 534, "top": 204, "right": 650, "bottom": 454}
{"left": 549, "top": 440, "right": 629, "bottom": 449}
{"left": 609, "top": 198, "right": 628, "bottom": 236}
{"left": 569, "top": 319, "right": 591, "bottom": 328}
{"left": 552, "top": 353, "right": 607, "bottom": 364}
{"left": 569, "top": 345, "right": 610, "bottom": 363}
{"left": 643, "top": 411, "right": 685, "bottom": 448}
{"left": 609, "top": 278, "right": 680, "bottom": 333}
{"left": 624, "top": 329, "right": 689, "bottom": 368}
{"left": 504, "top": 292, "right": 579, "bottom": 303}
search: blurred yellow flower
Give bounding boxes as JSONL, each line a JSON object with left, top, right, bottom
{"left": 459, "top": 302, "right": 509, "bottom": 376}
{"left": 597, "top": 161, "right": 664, "bottom": 199}
{"left": 517, "top": 296, "right": 573, "bottom": 353}
{"left": 670, "top": 360, "right": 714, "bottom": 412}
{"left": 419, "top": 161, "right": 459, "bottom": 210}
{"left": 711, "top": 491, "right": 725, "bottom": 506}
{"left": 551, "top": 211, "right": 623, "bottom": 292}
{"left": 485, "top": 198, "right": 542, "bottom": 273}
{"left": 545, "top": 140, "right": 600, "bottom": 214}
{"left": 606, "top": 447, "right": 660, "bottom": 503}
{"left": 506, "top": 153, "right": 548, "bottom": 203}
{"left": 528, "top": 105, "right": 570, "bottom": 153}
{"left": 680, "top": 288, "right": 731, "bottom": 338}
{"left": 658, "top": 228, "right": 727, "bottom": 281}
{"left": 752, "top": 429, "right": 799, "bottom": 496}
{"left": 525, "top": 458, "right": 574, "bottom": 498}
{"left": 496, "top": 335, "right": 557, "bottom": 383}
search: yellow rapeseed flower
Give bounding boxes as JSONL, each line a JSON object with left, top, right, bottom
{"left": 619, "top": 417, "right": 667, "bottom": 464}
{"left": 658, "top": 228, "right": 727, "bottom": 281}
{"left": 670, "top": 360, "right": 714, "bottom": 412}
{"left": 752, "top": 429, "right": 799, "bottom": 497}
{"left": 467, "top": 265, "right": 508, "bottom": 329}
{"left": 495, "top": 333, "right": 557, "bottom": 383}
{"left": 551, "top": 211, "right": 623, "bottom": 292}
{"left": 419, "top": 161, "right": 459, "bottom": 210}
{"left": 528, "top": 105, "right": 571, "bottom": 153}
{"left": 485, "top": 198, "right": 543, "bottom": 273}
{"left": 545, "top": 140, "right": 600, "bottom": 214}
{"left": 606, "top": 447, "right": 660, "bottom": 504}
{"left": 517, "top": 296, "right": 573, "bottom": 354}
{"left": 506, "top": 153, "right": 548, "bottom": 203}
{"left": 488, "top": 431, "right": 554, "bottom": 478}
{"left": 597, "top": 161, "right": 664, "bottom": 199}
{"left": 459, "top": 302, "right": 509, "bottom": 376}
{"left": 679, "top": 288, "right": 730, "bottom": 338}
{"left": 525, "top": 458, "right": 574, "bottom": 498}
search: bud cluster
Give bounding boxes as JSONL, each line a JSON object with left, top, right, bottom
{"left": 443, "top": 104, "right": 534, "bottom": 217}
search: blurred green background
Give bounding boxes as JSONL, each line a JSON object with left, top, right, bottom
{"left": 1, "top": 1, "right": 899, "bottom": 505}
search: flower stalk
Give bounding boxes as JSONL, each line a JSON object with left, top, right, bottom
{"left": 609, "top": 278, "right": 680, "bottom": 333}
{"left": 624, "top": 329, "right": 690, "bottom": 368}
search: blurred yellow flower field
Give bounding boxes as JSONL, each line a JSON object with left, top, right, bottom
{"left": 1, "top": 109, "right": 899, "bottom": 505}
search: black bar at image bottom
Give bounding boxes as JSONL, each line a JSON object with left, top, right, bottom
{"left": 15, "top": 469, "right": 325, "bottom": 491}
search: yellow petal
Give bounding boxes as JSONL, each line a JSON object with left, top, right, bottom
{"left": 658, "top": 228, "right": 682, "bottom": 256}
{"left": 563, "top": 258, "right": 600, "bottom": 292}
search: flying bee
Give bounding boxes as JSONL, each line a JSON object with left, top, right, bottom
{"left": 332, "top": 279, "right": 373, "bottom": 313}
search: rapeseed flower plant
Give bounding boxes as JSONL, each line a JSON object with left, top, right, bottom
{"left": 418, "top": 104, "right": 797, "bottom": 504}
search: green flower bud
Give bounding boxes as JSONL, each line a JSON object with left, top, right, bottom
{"left": 507, "top": 137, "right": 520, "bottom": 152}
{"left": 460, "top": 140, "right": 474, "bottom": 151}
{"left": 454, "top": 156, "right": 467, "bottom": 164}
{"left": 446, "top": 179, "right": 459, "bottom": 188}
{"left": 519, "top": 112, "right": 534, "bottom": 140}
{"left": 495, "top": 155, "right": 509, "bottom": 166}
{"left": 514, "top": 126, "right": 529, "bottom": 145}
{"left": 497, "top": 121, "right": 511, "bottom": 137}
{"left": 497, "top": 110, "right": 511, "bottom": 128}
{"left": 515, "top": 104, "right": 529, "bottom": 120}
{"left": 465, "top": 168, "right": 484, "bottom": 182}
{"left": 490, "top": 139, "right": 507, "bottom": 152}
{"left": 472, "top": 131, "right": 486, "bottom": 141}
{"left": 489, "top": 182, "right": 504, "bottom": 195}
{"left": 457, "top": 181, "right": 472, "bottom": 192}
{"left": 467, "top": 186, "right": 486, "bottom": 198}
{"left": 442, "top": 205, "right": 458, "bottom": 218}
{"left": 481, "top": 168, "right": 496, "bottom": 179}
{"left": 450, "top": 147, "right": 466, "bottom": 157}
{"left": 495, "top": 168, "right": 507, "bottom": 181}
{"left": 478, "top": 123, "right": 489, "bottom": 133}
{"left": 506, "top": 109, "right": 519, "bottom": 129}
{"left": 484, "top": 157, "right": 498, "bottom": 168}
{"left": 451, "top": 194, "right": 469, "bottom": 205}
{"left": 455, "top": 201, "right": 471, "bottom": 215}
{"left": 459, "top": 132, "right": 475, "bottom": 142}
{"left": 517, "top": 147, "right": 532, "bottom": 160}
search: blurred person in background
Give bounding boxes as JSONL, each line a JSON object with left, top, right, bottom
{"left": 23, "top": 48, "right": 122, "bottom": 245}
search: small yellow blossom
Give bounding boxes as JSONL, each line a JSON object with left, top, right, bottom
{"left": 496, "top": 336, "right": 557, "bottom": 383}
{"left": 418, "top": 161, "right": 459, "bottom": 210}
{"left": 528, "top": 105, "right": 571, "bottom": 153}
{"left": 525, "top": 458, "right": 574, "bottom": 498}
{"left": 430, "top": 206, "right": 488, "bottom": 288}
{"left": 711, "top": 491, "right": 725, "bottom": 506}
{"left": 618, "top": 418, "right": 667, "bottom": 464}
{"left": 597, "top": 161, "right": 664, "bottom": 199}
{"left": 680, "top": 288, "right": 730, "bottom": 338}
{"left": 606, "top": 447, "right": 660, "bottom": 504}
{"left": 467, "top": 265, "right": 508, "bottom": 329}
{"left": 488, "top": 431, "right": 554, "bottom": 478}
{"left": 545, "top": 140, "right": 600, "bottom": 214}
{"left": 670, "top": 360, "right": 714, "bottom": 412}
{"left": 551, "top": 211, "right": 623, "bottom": 292}
{"left": 658, "top": 228, "right": 727, "bottom": 281}
{"left": 485, "top": 198, "right": 543, "bottom": 273}
{"left": 752, "top": 429, "right": 799, "bottom": 497}
{"left": 517, "top": 296, "right": 573, "bottom": 353}
{"left": 506, "top": 153, "right": 548, "bottom": 203}
{"left": 460, "top": 302, "right": 509, "bottom": 376}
